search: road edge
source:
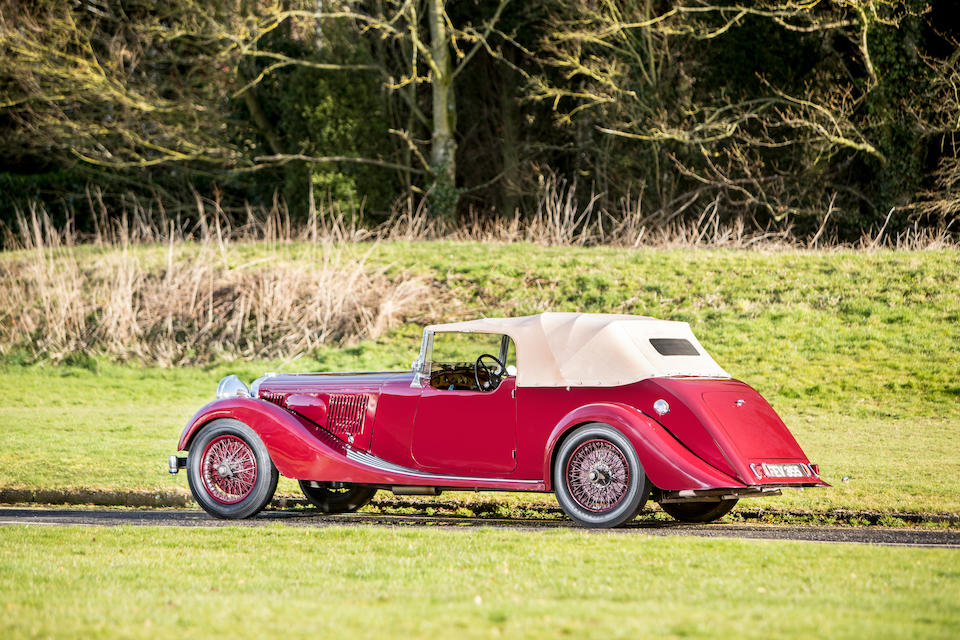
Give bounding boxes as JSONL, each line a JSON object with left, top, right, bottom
{"left": 1, "top": 488, "right": 957, "bottom": 526}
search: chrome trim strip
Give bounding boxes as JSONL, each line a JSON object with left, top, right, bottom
{"left": 345, "top": 449, "right": 542, "bottom": 485}
{"left": 281, "top": 371, "right": 409, "bottom": 377}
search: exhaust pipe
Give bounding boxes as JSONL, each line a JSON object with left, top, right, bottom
{"left": 391, "top": 486, "right": 442, "bottom": 496}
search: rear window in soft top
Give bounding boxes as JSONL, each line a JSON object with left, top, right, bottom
{"left": 649, "top": 338, "right": 699, "bottom": 356}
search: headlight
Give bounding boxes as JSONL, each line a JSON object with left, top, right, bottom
{"left": 216, "top": 374, "right": 250, "bottom": 399}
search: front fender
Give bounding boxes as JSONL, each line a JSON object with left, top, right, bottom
{"left": 178, "top": 397, "right": 355, "bottom": 480}
{"left": 181, "top": 397, "right": 539, "bottom": 487}
{"left": 543, "top": 402, "right": 746, "bottom": 492}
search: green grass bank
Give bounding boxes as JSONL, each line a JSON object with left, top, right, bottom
{"left": 1, "top": 242, "right": 958, "bottom": 515}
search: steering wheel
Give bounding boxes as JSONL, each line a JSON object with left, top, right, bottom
{"left": 474, "top": 353, "right": 506, "bottom": 392}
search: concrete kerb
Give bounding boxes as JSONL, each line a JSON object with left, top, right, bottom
{"left": 0, "top": 488, "right": 194, "bottom": 508}
{"left": 0, "top": 488, "right": 315, "bottom": 509}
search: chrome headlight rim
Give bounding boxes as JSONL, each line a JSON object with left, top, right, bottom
{"left": 216, "top": 374, "right": 251, "bottom": 400}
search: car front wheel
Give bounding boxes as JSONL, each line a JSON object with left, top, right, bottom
{"left": 659, "top": 499, "right": 738, "bottom": 523}
{"left": 553, "top": 423, "right": 649, "bottom": 528}
{"left": 187, "top": 418, "right": 278, "bottom": 519}
{"left": 299, "top": 481, "right": 377, "bottom": 513}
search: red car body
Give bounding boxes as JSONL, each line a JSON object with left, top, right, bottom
{"left": 171, "top": 313, "right": 826, "bottom": 526}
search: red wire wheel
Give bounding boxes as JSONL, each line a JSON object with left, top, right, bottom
{"left": 565, "top": 438, "right": 630, "bottom": 512}
{"left": 553, "top": 423, "right": 649, "bottom": 528}
{"left": 186, "top": 419, "right": 278, "bottom": 519}
{"left": 200, "top": 435, "right": 258, "bottom": 504}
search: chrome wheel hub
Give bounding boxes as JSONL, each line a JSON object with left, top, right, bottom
{"left": 588, "top": 467, "right": 612, "bottom": 486}
{"left": 200, "top": 434, "right": 258, "bottom": 505}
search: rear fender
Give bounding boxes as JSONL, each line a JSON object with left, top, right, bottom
{"left": 544, "top": 403, "right": 745, "bottom": 492}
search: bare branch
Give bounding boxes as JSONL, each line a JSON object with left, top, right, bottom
{"left": 252, "top": 154, "right": 425, "bottom": 174}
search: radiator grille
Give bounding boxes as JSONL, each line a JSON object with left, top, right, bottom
{"left": 327, "top": 394, "right": 368, "bottom": 437}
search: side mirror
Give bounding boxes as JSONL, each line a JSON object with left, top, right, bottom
{"left": 506, "top": 365, "right": 517, "bottom": 376}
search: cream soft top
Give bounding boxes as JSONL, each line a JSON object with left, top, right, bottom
{"left": 424, "top": 312, "right": 729, "bottom": 388}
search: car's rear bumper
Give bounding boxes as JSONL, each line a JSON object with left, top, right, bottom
{"left": 657, "top": 482, "right": 828, "bottom": 503}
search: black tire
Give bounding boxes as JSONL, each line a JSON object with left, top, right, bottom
{"left": 186, "top": 418, "right": 278, "bottom": 519}
{"left": 553, "top": 423, "right": 649, "bottom": 528}
{"left": 660, "top": 499, "right": 739, "bottom": 523}
{"left": 299, "top": 481, "right": 378, "bottom": 514}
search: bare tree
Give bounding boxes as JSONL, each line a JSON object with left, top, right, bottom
{"left": 524, "top": 0, "right": 940, "bottom": 230}
{"left": 1, "top": 0, "right": 511, "bottom": 220}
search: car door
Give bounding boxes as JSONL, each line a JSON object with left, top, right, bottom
{"left": 410, "top": 331, "right": 518, "bottom": 476}
{"left": 411, "top": 377, "right": 517, "bottom": 475}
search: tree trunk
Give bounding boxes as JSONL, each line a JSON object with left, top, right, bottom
{"left": 500, "top": 52, "right": 520, "bottom": 217}
{"left": 427, "top": 0, "right": 458, "bottom": 219}
{"left": 242, "top": 88, "right": 284, "bottom": 157}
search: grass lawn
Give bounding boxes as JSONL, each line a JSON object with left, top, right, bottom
{"left": 1, "top": 524, "right": 957, "bottom": 639}
{"left": 0, "top": 361, "right": 958, "bottom": 515}
{"left": 1, "top": 242, "right": 958, "bottom": 515}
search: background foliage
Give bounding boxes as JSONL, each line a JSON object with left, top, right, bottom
{"left": 1, "top": 0, "right": 957, "bottom": 240}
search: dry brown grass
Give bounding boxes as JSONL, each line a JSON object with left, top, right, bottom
{"left": 1, "top": 182, "right": 955, "bottom": 364}
{"left": 420, "top": 177, "right": 956, "bottom": 250}
{"left": 0, "top": 205, "right": 431, "bottom": 364}
{"left": 4, "top": 181, "right": 955, "bottom": 250}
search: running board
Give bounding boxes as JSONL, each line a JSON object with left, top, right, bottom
{"left": 345, "top": 448, "right": 545, "bottom": 490}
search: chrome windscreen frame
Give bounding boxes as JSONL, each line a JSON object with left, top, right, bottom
{"left": 410, "top": 330, "right": 434, "bottom": 388}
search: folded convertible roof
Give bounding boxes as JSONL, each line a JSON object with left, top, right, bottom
{"left": 425, "top": 312, "right": 730, "bottom": 387}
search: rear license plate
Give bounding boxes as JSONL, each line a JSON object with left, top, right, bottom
{"left": 761, "top": 463, "right": 806, "bottom": 478}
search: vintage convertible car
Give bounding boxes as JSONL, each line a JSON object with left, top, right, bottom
{"left": 169, "top": 313, "right": 826, "bottom": 527}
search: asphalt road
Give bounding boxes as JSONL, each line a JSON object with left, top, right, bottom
{"left": 1, "top": 506, "right": 958, "bottom": 547}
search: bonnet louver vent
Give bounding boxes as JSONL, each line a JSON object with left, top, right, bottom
{"left": 261, "top": 392, "right": 286, "bottom": 407}
{"left": 327, "top": 394, "right": 368, "bottom": 438}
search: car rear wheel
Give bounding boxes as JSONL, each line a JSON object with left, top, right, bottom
{"left": 553, "top": 423, "right": 649, "bottom": 528}
{"left": 298, "top": 481, "right": 377, "bottom": 514}
{"left": 187, "top": 418, "right": 278, "bottom": 519}
{"left": 659, "top": 498, "right": 738, "bottom": 523}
